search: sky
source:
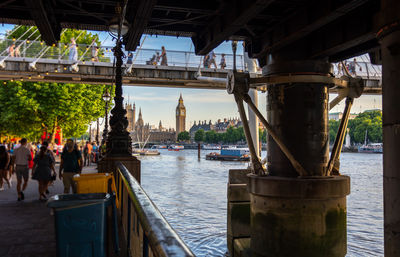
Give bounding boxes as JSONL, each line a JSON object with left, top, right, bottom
{"left": 0, "top": 24, "right": 382, "bottom": 131}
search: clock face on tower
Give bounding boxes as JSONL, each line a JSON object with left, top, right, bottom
{"left": 176, "top": 109, "right": 179, "bottom": 116}
{"left": 181, "top": 110, "right": 185, "bottom": 115}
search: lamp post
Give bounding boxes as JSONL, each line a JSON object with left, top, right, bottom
{"left": 101, "top": 88, "right": 111, "bottom": 148}
{"left": 105, "top": 7, "right": 132, "bottom": 156}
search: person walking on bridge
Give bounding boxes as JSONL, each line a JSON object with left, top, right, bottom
{"left": 14, "top": 138, "right": 32, "bottom": 201}
{"left": 160, "top": 46, "right": 168, "bottom": 66}
{"left": 69, "top": 38, "right": 78, "bottom": 62}
{"left": 59, "top": 139, "right": 82, "bottom": 193}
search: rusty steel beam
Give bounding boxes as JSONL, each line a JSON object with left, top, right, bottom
{"left": 192, "top": 0, "right": 275, "bottom": 55}
{"left": 124, "top": 0, "right": 157, "bottom": 51}
{"left": 25, "top": 0, "right": 61, "bottom": 45}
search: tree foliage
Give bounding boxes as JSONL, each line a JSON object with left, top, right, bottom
{"left": 0, "top": 81, "right": 111, "bottom": 141}
{"left": 177, "top": 131, "right": 190, "bottom": 141}
{"left": 194, "top": 129, "right": 205, "bottom": 142}
{"left": 329, "top": 110, "right": 382, "bottom": 144}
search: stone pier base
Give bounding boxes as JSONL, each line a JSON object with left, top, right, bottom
{"left": 227, "top": 169, "right": 251, "bottom": 256}
{"left": 248, "top": 175, "right": 350, "bottom": 257}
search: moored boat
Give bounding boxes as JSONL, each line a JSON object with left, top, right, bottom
{"left": 206, "top": 148, "right": 250, "bottom": 161}
{"left": 168, "top": 145, "right": 184, "bottom": 151}
{"left": 358, "top": 143, "right": 383, "bottom": 153}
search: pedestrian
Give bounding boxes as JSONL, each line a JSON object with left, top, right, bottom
{"left": 41, "top": 141, "right": 55, "bottom": 194}
{"left": 0, "top": 145, "right": 11, "bottom": 190}
{"left": 59, "top": 139, "right": 82, "bottom": 194}
{"left": 14, "top": 45, "right": 21, "bottom": 57}
{"left": 69, "top": 38, "right": 78, "bottom": 62}
{"left": 32, "top": 145, "right": 55, "bottom": 201}
{"left": 91, "top": 42, "right": 99, "bottom": 62}
{"left": 13, "top": 138, "right": 32, "bottom": 201}
{"left": 220, "top": 54, "right": 226, "bottom": 69}
{"left": 203, "top": 54, "right": 209, "bottom": 68}
{"left": 348, "top": 58, "right": 361, "bottom": 76}
{"left": 7, "top": 44, "right": 15, "bottom": 57}
{"left": 160, "top": 46, "right": 168, "bottom": 66}
{"left": 208, "top": 50, "right": 217, "bottom": 68}
{"left": 127, "top": 52, "right": 133, "bottom": 64}
{"left": 83, "top": 141, "right": 92, "bottom": 166}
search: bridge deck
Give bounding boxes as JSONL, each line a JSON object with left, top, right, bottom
{"left": 0, "top": 57, "right": 382, "bottom": 94}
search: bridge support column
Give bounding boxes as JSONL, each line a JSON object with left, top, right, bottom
{"left": 380, "top": 26, "right": 400, "bottom": 256}
{"left": 248, "top": 59, "right": 350, "bottom": 256}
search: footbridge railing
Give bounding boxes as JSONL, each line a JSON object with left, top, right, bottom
{"left": 115, "top": 162, "right": 195, "bottom": 257}
{"left": 0, "top": 38, "right": 244, "bottom": 70}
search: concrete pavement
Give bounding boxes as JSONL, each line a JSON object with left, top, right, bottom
{"left": 0, "top": 164, "right": 98, "bottom": 257}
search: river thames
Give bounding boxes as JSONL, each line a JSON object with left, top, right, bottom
{"left": 140, "top": 150, "right": 383, "bottom": 257}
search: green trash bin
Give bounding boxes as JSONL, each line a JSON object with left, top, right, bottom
{"left": 47, "top": 193, "right": 118, "bottom": 257}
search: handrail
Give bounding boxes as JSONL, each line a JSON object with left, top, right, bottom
{"left": 116, "top": 162, "right": 195, "bottom": 257}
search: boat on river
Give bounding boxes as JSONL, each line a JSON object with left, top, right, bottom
{"left": 133, "top": 149, "right": 161, "bottom": 156}
{"left": 168, "top": 145, "right": 184, "bottom": 151}
{"left": 358, "top": 143, "right": 383, "bottom": 153}
{"left": 206, "top": 148, "right": 250, "bottom": 161}
{"left": 203, "top": 144, "right": 221, "bottom": 150}
{"left": 151, "top": 145, "right": 167, "bottom": 149}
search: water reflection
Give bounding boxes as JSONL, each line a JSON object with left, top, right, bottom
{"left": 140, "top": 150, "right": 383, "bottom": 257}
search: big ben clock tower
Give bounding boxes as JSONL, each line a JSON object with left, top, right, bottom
{"left": 176, "top": 94, "right": 186, "bottom": 138}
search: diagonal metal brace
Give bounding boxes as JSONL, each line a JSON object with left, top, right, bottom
{"left": 234, "top": 93, "right": 265, "bottom": 175}
{"left": 326, "top": 76, "right": 364, "bottom": 176}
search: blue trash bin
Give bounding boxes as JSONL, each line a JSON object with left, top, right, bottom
{"left": 47, "top": 193, "right": 115, "bottom": 257}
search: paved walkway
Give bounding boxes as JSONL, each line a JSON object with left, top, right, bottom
{"left": 0, "top": 164, "right": 98, "bottom": 257}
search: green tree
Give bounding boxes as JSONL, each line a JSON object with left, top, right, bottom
{"left": 204, "top": 130, "right": 217, "bottom": 143}
{"left": 0, "top": 81, "right": 110, "bottom": 142}
{"left": 329, "top": 119, "right": 340, "bottom": 143}
{"left": 348, "top": 110, "right": 382, "bottom": 144}
{"left": 177, "top": 131, "right": 190, "bottom": 141}
{"left": 259, "top": 128, "right": 267, "bottom": 143}
{"left": 194, "top": 129, "right": 205, "bottom": 142}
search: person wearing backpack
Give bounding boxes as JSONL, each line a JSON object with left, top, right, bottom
{"left": 59, "top": 139, "right": 82, "bottom": 193}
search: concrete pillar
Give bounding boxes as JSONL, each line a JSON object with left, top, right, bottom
{"left": 380, "top": 29, "right": 400, "bottom": 257}
{"left": 249, "top": 58, "right": 350, "bottom": 256}
{"left": 244, "top": 50, "right": 260, "bottom": 158}
{"left": 248, "top": 89, "right": 259, "bottom": 157}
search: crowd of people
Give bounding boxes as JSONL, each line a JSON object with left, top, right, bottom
{"left": 0, "top": 138, "right": 100, "bottom": 201}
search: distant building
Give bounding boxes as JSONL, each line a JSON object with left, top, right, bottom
{"left": 126, "top": 102, "right": 136, "bottom": 132}
{"left": 189, "top": 120, "right": 213, "bottom": 139}
{"left": 176, "top": 94, "right": 186, "bottom": 138}
{"left": 189, "top": 117, "right": 242, "bottom": 139}
{"left": 329, "top": 112, "right": 357, "bottom": 121}
{"left": 131, "top": 109, "right": 175, "bottom": 143}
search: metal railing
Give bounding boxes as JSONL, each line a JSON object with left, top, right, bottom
{"left": 0, "top": 38, "right": 244, "bottom": 70}
{"left": 115, "top": 162, "right": 195, "bottom": 257}
{"left": 332, "top": 61, "right": 382, "bottom": 79}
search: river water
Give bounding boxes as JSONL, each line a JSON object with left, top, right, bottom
{"left": 140, "top": 150, "right": 383, "bottom": 257}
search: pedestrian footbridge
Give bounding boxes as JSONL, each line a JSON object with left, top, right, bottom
{"left": 0, "top": 39, "right": 382, "bottom": 94}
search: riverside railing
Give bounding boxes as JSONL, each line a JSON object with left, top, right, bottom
{"left": 115, "top": 162, "right": 195, "bottom": 257}
{"left": 0, "top": 39, "right": 244, "bottom": 70}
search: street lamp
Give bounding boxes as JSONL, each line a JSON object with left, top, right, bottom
{"left": 104, "top": 7, "right": 133, "bottom": 156}
{"left": 101, "top": 88, "right": 111, "bottom": 148}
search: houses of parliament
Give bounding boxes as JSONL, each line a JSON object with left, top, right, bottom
{"left": 125, "top": 94, "right": 186, "bottom": 143}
